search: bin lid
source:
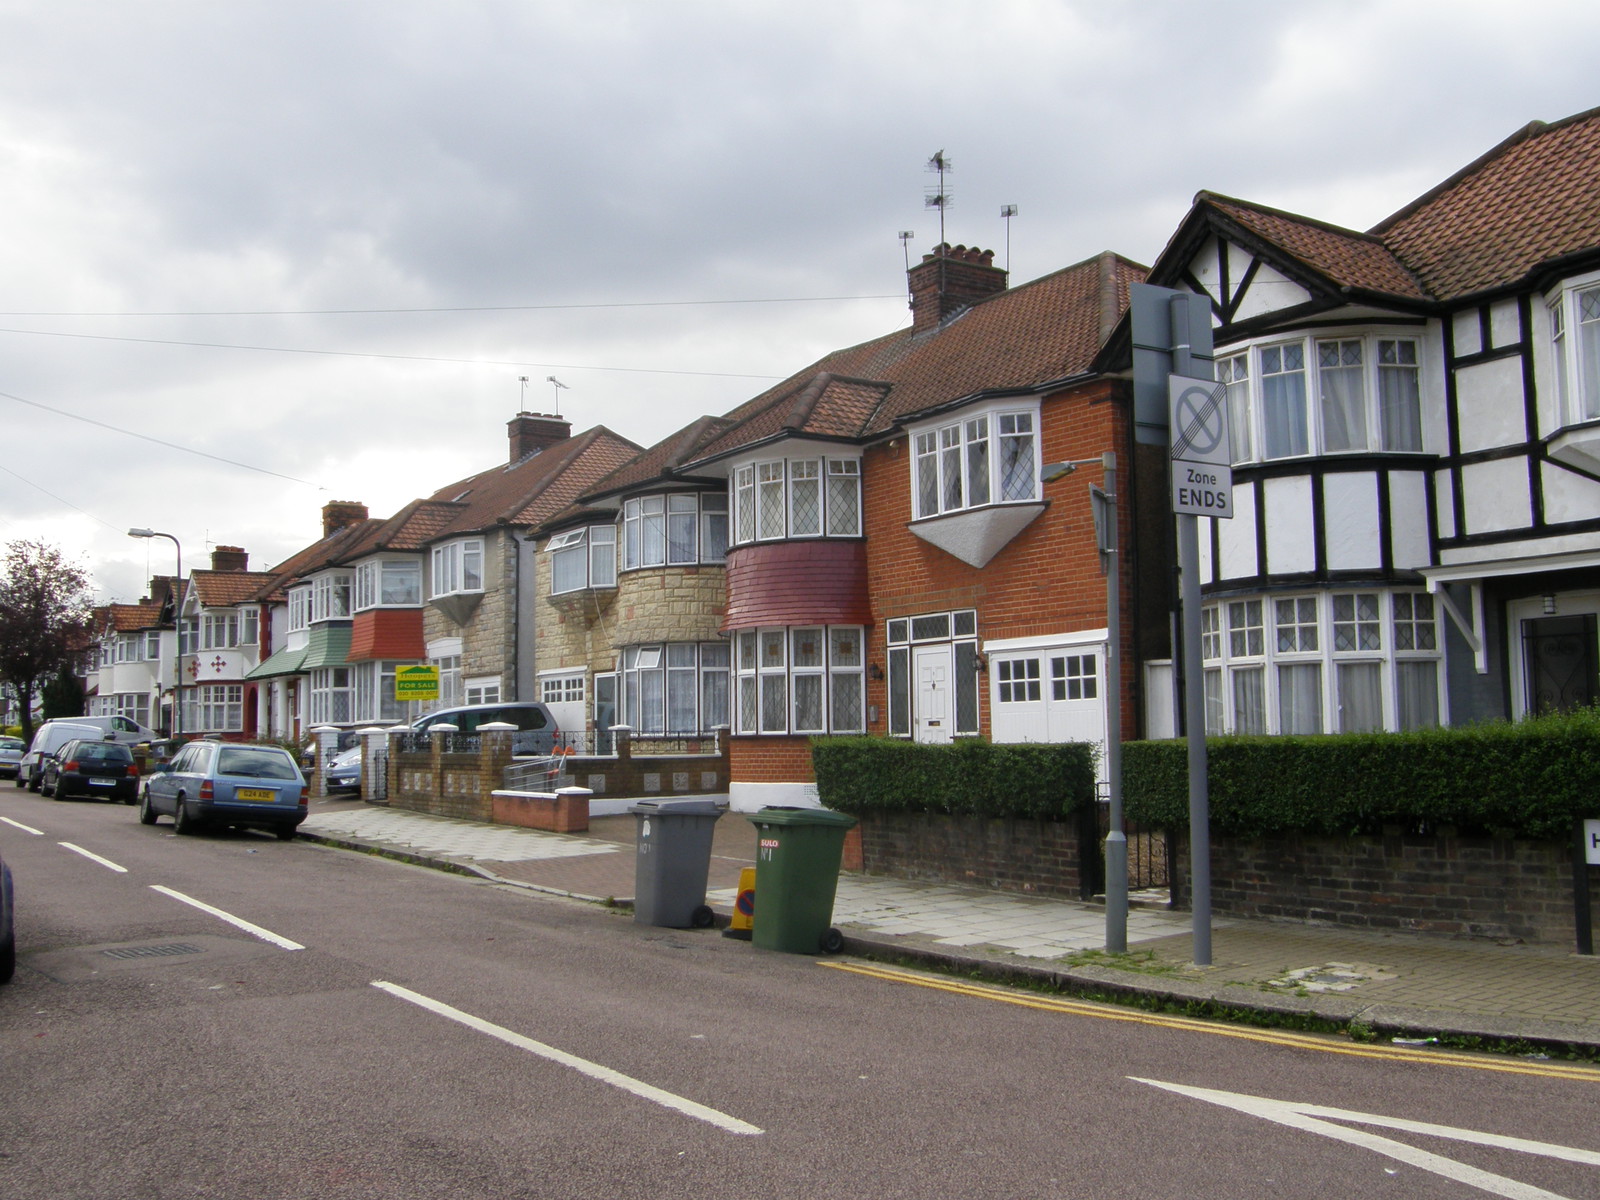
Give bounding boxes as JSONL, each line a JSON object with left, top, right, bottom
{"left": 745, "top": 805, "right": 857, "bottom": 829}
{"left": 629, "top": 798, "right": 728, "bottom": 817}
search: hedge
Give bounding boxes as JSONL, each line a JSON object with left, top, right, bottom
{"left": 1122, "top": 707, "right": 1600, "bottom": 841}
{"left": 811, "top": 737, "right": 1097, "bottom": 820}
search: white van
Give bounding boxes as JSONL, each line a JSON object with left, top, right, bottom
{"left": 16, "top": 721, "right": 102, "bottom": 792}
{"left": 55, "top": 715, "right": 160, "bottom": 745}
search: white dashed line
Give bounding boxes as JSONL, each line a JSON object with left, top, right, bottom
{"left": 371, "top": 980, "right": 763, "bottom": 1136}
{"left": 59, "top": 842, "right": 128, "bottom": 873}
{"left": 149, "top": 885, "right": 305, "bottom": 950}
{"left": 2, "top": 816, "right": 44, "bottom": 835}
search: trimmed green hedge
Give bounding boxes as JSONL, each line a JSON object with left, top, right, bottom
{"left": 1123, "top": 708, "right": 1600, "bottom": 842}
{"left": 811, "top": 737, "right": 1097, "bottom": 820}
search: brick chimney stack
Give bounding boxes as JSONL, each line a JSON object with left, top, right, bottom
{"left": 210, "top": 546, "right": 249, "bottom": 572}
{"left": 322, "top": 501, "right": 369, "bottom": 538}
{"left": 508, "top": 412, "right": 571, "bottom": 462}
{"left": 908, "top": 243, "right": 1007, "bottom": 332}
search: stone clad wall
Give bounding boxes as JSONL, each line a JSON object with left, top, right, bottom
{"left": 1168, "top": 829, "right": 1599, "bottom": 945}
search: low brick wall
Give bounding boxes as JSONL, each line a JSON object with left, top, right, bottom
{"left": 1168, "top": 828, "right": 1599, "bottom": 945}
{"left": 857, "top": 811, "right": 1097, "bottom": 900}
{"left": 492, "top": 789, "right": 590, "bottom": 833}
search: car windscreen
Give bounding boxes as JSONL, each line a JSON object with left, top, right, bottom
{"left": 215, "top": 747, "right": 299, "bottom": 780}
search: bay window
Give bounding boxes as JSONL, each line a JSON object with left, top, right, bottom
{"left": 352, "top": 661, "right": 412, "bottom": 725}
{"left": 621, "top": 493, "right": 725, "bottom": 570}
{"left": 730, "top": 456, "right": 863, "bottom": 546}
{"left": 1548, "top": 283, "right": 1600, "bottom": 424}
{"left": 1226, "top": 334, "right": 1424, "bottom": 461}
{"left": 309, "top": 668, "right": 352, "bottom": 725}
{"left": 430, "top": 540, "right": 483, "bottom": 598}
{"left": 549, "top": 525, "right": 617, "bottom": 594}
{"left": 912, "top": 405, "right": 1038, "bottom": 518}
{"left": 733, "top": 626, "right": 865, "bottom": 735}
{"left": 311, "top": 571, "right": 352, "bottom": 621}
{"left": 189, "top": 684, "right": 244, "bottom": 732}
{"left": 1202, "top": 590, "right": 1441, "bottom": 734}
{"left": 620, "top": 642, "right": 730, "bottom": 734}
{"left": 355, "top": 559, "right": 421, "bottom": 610}
{"left": 288, "top": 586, "right": 311, "bottom": 633}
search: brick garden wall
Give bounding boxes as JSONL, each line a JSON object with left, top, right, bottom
{"left": 857, "top": 811, "right": 1097, "bottom": 900}
{"left": 1168, "top": 829, "right": 1600, "bottom": 945}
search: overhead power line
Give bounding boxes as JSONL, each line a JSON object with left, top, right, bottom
{"left": 0, "top": 325, "right": 787, "bottom": 380}
{"left": 0, "top": 389, "right": 326, "bottom": 490}
{"left": 0, "top": 294, "right": 902, "bottom": 318}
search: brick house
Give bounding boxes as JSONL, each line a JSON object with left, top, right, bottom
{"left": 248, "top": 414, "right": 640, "bottom": 738}
{"left": 1134, "top": 105, "right": 1600, "bottom": 737}
{"left": 536, "top": 243, "right": 1153, "bottom": 809}
{"left": 177, "top": 548, "right": 273, "bottom": 740}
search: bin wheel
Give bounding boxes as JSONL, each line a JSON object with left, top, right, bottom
{"left": 818, "top": 927, "right": 844, "bottom": 955}
{"left": 690, "top": 905, "right": 715, "bottom": 929}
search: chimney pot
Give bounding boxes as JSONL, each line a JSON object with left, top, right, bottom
{"left": 210, "top": 545, "right": 249, "bottom": 572}
{"left": 322, "top": 501, "right": 369, "bottom": 538}
{"left": 508, "top": 412, "right": 572, "bottom": 462}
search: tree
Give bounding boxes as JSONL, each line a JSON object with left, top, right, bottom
{"left": 41, "top": 664, "right": 86, "bottom": 721}
{"left": 0, "top": 540, "right": 93, "bottom": 745}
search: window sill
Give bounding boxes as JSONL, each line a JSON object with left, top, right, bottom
{"left": 907, "top": 502, "right": 1047, "bottom": 568}
{"left": 1547, "top": 420, "right": 1600, "bottom": 475}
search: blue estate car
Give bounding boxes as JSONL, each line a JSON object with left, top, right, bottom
{"left": 140, "top": 741, "right": 307, "bottom": 840}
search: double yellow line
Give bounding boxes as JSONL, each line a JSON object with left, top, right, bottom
{"left": 823, "top": 961, "right": 1600, "bottom": 1082}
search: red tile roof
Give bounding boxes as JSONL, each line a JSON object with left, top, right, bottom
{"left": 189, "top": 569, "right": 275, "bottom": 608}
{"left": 1162, "top": 107, "right": 1600, "bottom": 308}
{"left": 594, "top": 251, "right": 1145, "bottom": 493}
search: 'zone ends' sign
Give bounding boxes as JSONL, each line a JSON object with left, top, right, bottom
{"left": 1169, "top": 376, "right": 1234, "bottom": 520}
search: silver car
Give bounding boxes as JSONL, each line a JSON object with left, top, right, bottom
{"left": 0, "top": 735, "right": 23, "bottom": 781}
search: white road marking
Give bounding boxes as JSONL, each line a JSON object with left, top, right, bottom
{"left": 149, "top": 885, "right": 305, "bottom": 950}
{"left": 1134, "top": 1077, "right": 1599, "bottom": 1199}
{"left": 59, "top": 842, "right": 128, "bottom": 873}
{"left": 371, "top": 980, "right": 763, "bottom": 1137}
{"left": 2, "top": 816, "right": 44, "bottom": 835}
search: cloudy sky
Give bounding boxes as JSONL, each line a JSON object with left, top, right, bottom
{"left": 3, "top": 1, "right": 1597, "bottom": 603}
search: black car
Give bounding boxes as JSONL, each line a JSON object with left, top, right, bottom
{"left": 42, "top": 739, "right": 139, "bottom": 804}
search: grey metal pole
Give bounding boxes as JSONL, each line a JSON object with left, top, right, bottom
{"left": 1169, "top": 293, "right": 1212, "bottom": 967}
{"left": 1102, "top": 452, "right": 1127, "bottom": 954}
{"left": 1177, "top": 514, "right": 1211, "bottom": 965}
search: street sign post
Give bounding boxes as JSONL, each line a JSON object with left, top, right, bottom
{"left": 1169, "top": 376, "right": 1233, "bottom": 518}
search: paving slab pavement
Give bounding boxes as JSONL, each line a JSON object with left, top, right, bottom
{"left": 299, "top": 798, "right": 1600, "bottom": 1054}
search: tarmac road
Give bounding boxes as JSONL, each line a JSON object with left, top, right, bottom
{"left": 4, "top": 791, "right": 1599, "bottom": 1200}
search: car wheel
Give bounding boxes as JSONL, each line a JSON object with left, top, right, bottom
{"left": 26, "top": 773, "right": 40, "bottom": 793}
{"left": 44, "top": 778, "right": 58, "bottom": 799}
{"left": 274, "top": 825, "right": 298, "bottom": 842}
{"left": 172, "top": 798, "right": 196, "bottom": 835}
{"left": 137, "top": 790, "right": 158, "bottom": 826}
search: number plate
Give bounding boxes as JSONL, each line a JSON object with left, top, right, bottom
{"left": 235, "top": 787, "right": 276, "bottom": 802}
{"left": 88, "top": 778, "right": 114, "bottom": 786}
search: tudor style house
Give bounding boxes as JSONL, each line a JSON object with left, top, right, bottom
{"left": 1137, "top": 106, "right": 1600, "bottom": 737}
{"left": 536, "top": 243, "right": 1154, "bottom": 809}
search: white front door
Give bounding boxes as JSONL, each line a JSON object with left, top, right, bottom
{"left": 914, "top": 645, "right": 953, "bottom": 744}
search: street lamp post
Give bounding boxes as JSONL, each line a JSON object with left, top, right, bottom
{"left": 128, "top": 528, "right": 182, "bottom": 743}
{"left": 1041, "top": 452, "right": 1126, "bottom": 953}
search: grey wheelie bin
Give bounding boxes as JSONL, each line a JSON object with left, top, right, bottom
{"left": 631, "top": 798, "right": 727, "bottom": 928}
{"left": 746, "top": 805, "right": 858, "bottom": 954}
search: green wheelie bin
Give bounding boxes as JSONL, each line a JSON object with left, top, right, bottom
{"left": 746, "top": 805, "right": 857, "bottom": 954}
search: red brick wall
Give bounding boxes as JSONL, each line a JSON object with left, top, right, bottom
{"left": 858, "top": 812, "right": 1093, "bottom": 899}
{"left": 860, "top": 378, "right": 1142, "bottom": 739}
{"left": 723, "top": 541, "right": 871, "bottom": 629}
{"left": 1170, "top": 830, "right": 1600, "bottom": 946}
{"left": 729, "top": 736, "right": 817, "bottom": 783}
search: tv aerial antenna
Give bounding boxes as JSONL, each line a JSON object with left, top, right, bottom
{"left": 1001, "top": 204, "right": 1018, "bottom": 274}
{"left": 546, "top": 376, "right": 568, "bottom": 415}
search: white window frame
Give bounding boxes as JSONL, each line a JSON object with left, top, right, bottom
{"left": 727, "top": 455, "right": 864, "bottom": 547}
{"left": 354, "top": 558, "right": 422, "bottom": 611}
{"left": 541, "top": 673, "right": 586, "bottom": 705}
{"left": 430, "top": 539, "right": 484, "bottom": 599}
{"left": 732, "top": 626, "right": 865, "bottom": 736}
{"left": 909, "top": 401, "right": 1039, "bottom": 519}
{"left": 883, "top": 610, "right": 979, "bottom": 739}
{"left": 1224, "top": 332, "right": 1426, "bottom": 462}
{"left": 287, "top": 586, "right": 311, "bottom": 634}
{"left": 621, "top": 494, "right": 725, "bottom": 570}
{"left": 1548, "top": 278, "right": 1600, "bottom": 425}
{"left": 310, "top": 571, "right": 352, "bottom": 622}
{"left": 1200, "top": 591, "right": 1443, "bottom": 735}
